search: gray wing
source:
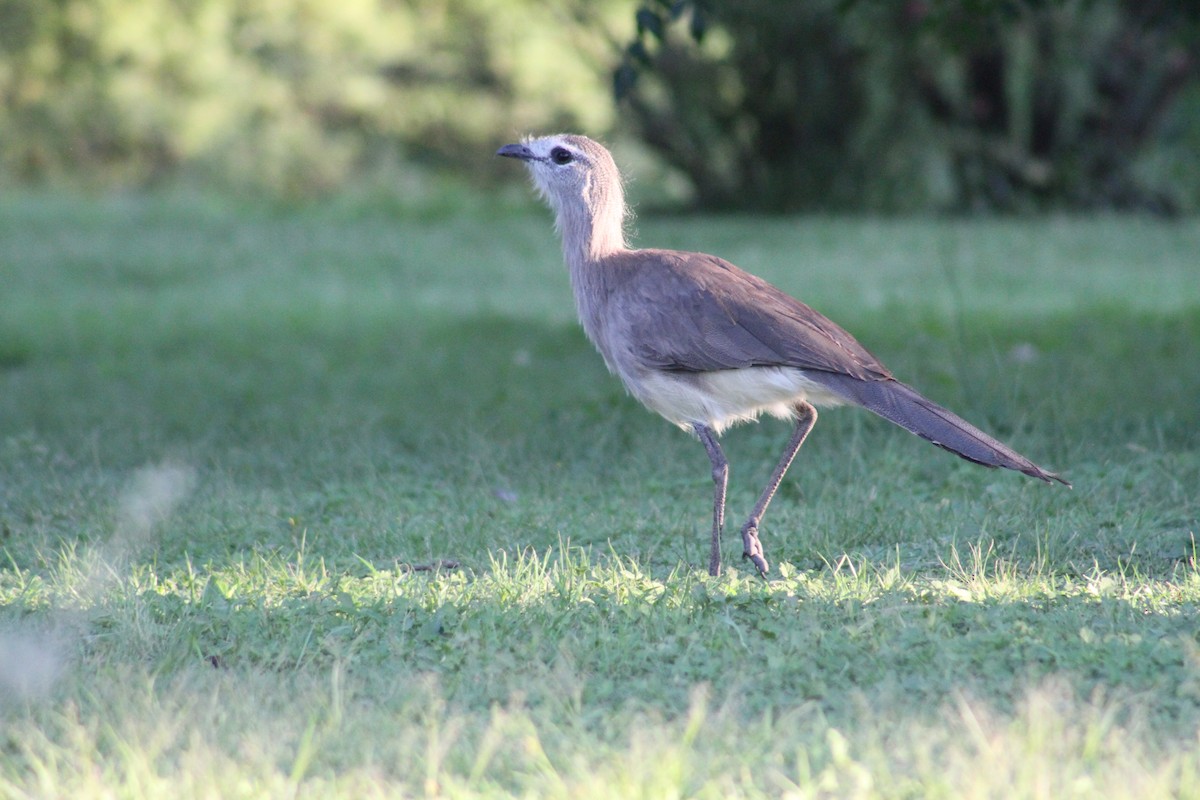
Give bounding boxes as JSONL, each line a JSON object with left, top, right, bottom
{"left": 606, "top": 249, "right": 891, "bottom": 381}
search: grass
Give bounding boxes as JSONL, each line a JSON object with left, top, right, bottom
{"left": 1, "top": 189, "right": 1199, "bottom": 797}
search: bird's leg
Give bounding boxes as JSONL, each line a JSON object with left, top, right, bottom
{"left": 741, "top": 401, "right": 818, "bottom": 577}
{"left": 694, "top": 423, "right": 728, "bottom": 577}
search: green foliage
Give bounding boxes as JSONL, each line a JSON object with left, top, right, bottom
{"left": 3, "top": 0, "right": 1197, "bottom": 211}
{"left": 615, "top": 0, "right": 1200, "bottom": 212}
{"left": 0, "top": 0, "right": 623, "bottom": 197}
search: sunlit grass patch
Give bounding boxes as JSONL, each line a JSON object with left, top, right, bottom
{"left": 2, "top": 555, "right": 1198, "bottom": 799}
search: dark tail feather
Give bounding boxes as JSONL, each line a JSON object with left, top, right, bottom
{"left": 811, "top": 373, "right": 1070, "bottom": 487}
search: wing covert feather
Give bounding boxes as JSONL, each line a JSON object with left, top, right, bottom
{"left": 601, "top": 249, "right": 891, "bottom": 381}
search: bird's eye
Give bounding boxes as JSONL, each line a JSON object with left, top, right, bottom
{"left": 549, "top": 147, "right": 574, "bottom": 165}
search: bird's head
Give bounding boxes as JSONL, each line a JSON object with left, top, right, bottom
{"left": 497, "top": 134, "right": 628, "bottom": 260}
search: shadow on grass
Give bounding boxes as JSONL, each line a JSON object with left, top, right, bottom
{"left": 2, "top": 301, "right": 1198, "bottom": 579}
{"left": 378, "top": 302, "right": 1200, "bottom": 451}
{"left": 3, "top": 299, "right": 1198, "bottom": 450}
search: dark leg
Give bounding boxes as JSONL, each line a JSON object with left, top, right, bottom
{"left": 694, "top": 423, "right": 728, "bottom": 577}
{"left": 741, "top": 401, "right": 818, "bottom": 576}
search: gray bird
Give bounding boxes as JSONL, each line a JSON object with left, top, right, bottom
{"left": 498, "top": 133, "right": 1068, "bottom": 577}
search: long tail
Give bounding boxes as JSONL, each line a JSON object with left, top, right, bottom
{"left": 811, "top": 373, "right": 1070, "bottom": 486}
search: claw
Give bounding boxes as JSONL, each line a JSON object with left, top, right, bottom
{"left": 742, "top": 550, "right": 770, "bottom": 578}
{"left": 741, "top": 524, "right": 770, "bottom": 577}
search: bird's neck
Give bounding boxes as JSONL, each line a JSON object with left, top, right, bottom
{"left": 555, "top": 177, "right": 628, "bottom": 269}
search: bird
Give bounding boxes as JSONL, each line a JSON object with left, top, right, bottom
{"left": 497, "top": 133, "right": 1069, "bottom": 578}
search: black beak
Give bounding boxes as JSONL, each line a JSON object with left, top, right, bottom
{"left": 496, "top": 143, "right": 537, "bottom": 161}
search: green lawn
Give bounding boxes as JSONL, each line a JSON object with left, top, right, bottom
{"left": 1, "top": 192, "right": 1199, "bottom": 797}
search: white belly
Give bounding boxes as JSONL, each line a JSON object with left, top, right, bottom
{"left": 628, "top": 366, "right": 848, "bottom": 434}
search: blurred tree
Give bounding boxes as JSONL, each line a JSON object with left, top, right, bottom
{"left": 0, "top": 0, "right": 624, "bottom": 197}
{"left": 604, "top": 1, "right": 912, "bottom": 211}
{"left": 2, "top": 0, "right": 1196, "bottom": 210}
{"left": 610, "top": 0, "right": 1200, "bottom": 213}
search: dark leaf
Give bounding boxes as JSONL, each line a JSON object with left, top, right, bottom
{"left": 689, "top": 5, "right": 707, "bottom": 43}
{"left": 636, "top": 7, "right": 666, "bottom": 41}
{"left": 613, "top": 61, "right": 639, "bottom": 101}
{"left": 628, "top": 39, "right": 652, "bottom": 66}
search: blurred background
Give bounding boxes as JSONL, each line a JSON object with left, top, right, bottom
{"left": 2, "top": 0, "right": 1198, "bottom": 214}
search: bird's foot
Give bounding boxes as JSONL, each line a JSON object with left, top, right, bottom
{"left": 740, "top": 524, "right": 769, "bottom": 577}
